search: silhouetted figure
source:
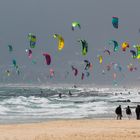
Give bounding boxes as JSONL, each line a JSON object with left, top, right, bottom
{"left": 115, "top": 105, "right": 122, "bottom": 120}
{"left": 68, "top": 90, "right": 72, "bottom": 96}
{"left": 59, "top": 93, "right": 62, "bottom": 98}
{"left": 126, "top": 106, "right": 132, "bottom": 119}
{"left": 135, "top": 105, "right": 140, "bottom": 120}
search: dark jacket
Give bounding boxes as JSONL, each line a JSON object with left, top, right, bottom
{"left": 135, "top": 105, "right": 140, "bottom": 114}
{"left": 115, "top": 106, "right": 122, "bottom": 115}
{"left": 126, "top": 107, "right": 131, "bottom": 115}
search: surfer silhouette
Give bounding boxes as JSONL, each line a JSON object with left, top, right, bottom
{"left": 68, "top": 90, "right": 72, "bottom": 96}
{"left": 126, "top": 106, "right": 132, "bottom": 119}
{"left": 59, "top": 93, "right": 62, "bottom": 98}
{"left": 135, "top": 105, "right": 140, "bottom": 120}
{"left": 115, "top": 105, "right": 122, "bottom": 120}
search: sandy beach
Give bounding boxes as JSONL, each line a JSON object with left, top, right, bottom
{"left": 0, "top": 119, "right": 140, "bottom": 140}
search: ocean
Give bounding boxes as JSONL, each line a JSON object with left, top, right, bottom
{"left": 0, "top": 84, "right": 139, "bottom": 124}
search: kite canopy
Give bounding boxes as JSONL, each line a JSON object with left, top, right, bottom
{"left": 12, "top": 59, "right": 17, "bottom": 67}
{"left": 84, "top": 60, "right": 91, "bottom": 70}
{"left": 130, "top": 50, "right": 137, "bottom": 58}
{"left": 113, "top": 63, "right": 122, "bottom": 72}
{"left": 50, "top": 68, "right": 54, "bottom": 77}
{"left": 78, "top": 40, "right": 88, "bottom": 56}
{"left": 8, "top": 45, "right": 13, "bottom": 52}
{"left": 104, "top": 49, "right": 110, "bottom": 55}
{"left": 127, "top": 63, "right": 137, "bottom": 72}
{"left": 109, "top": 40, "right": 119, "bottom": 52}
{"left": 122, "top": 42, "right": 129, "bottom": 51}
{"left": 26, "top": 49, "right": 32, "bottom": 59}
{"left": 71, "top": 66, "right": 78, "bottom": 76}
{"left": 28, "top": 33, "right": 37, "bottom": 48}
{"left": 53, "top": 34, "right": 64, "bottom": 51}
{"left": 98, "top": 55, "right": 103, "bottom": 64}
{"left": 133, "top": 45, "right": 140, "bottom": 59}
{"left": 43, "top": 53, "right": 51, "bottom": 65}
{"left": 5, "top": 70, "right": 11, "bottom": 76}
{"left": 71, "top": 22, "right": 81, "bottom": 30}
{"left": 112, "top": 17, "right": 119, "bottom": 29}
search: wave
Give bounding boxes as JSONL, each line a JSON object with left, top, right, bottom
{"left": 0, "top": 86, "right": 139, "bottom": 123}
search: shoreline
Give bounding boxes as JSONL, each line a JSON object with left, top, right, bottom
{"left": 0, "top": 119, "right": 140, "bottom": 140}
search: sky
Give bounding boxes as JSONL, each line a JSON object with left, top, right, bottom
{"left": 0, "top": 0, "right": 140, "bottom": 86}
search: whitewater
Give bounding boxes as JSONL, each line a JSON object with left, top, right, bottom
{"left": 0, "top": 84, "right": 139, "bottom": 124}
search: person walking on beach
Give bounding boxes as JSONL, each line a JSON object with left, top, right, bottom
{"left": 115, "top": 105, "right": 122, "bottom": 120}
{"left": 126, "top": 106, "right": 132, "bottom": 119}
{"left": 135, "top": 105, "right": 140, "bottom": 120}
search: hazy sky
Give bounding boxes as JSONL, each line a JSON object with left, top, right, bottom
{"left": 0, "top": 0, "right": 140, "bottom": 86}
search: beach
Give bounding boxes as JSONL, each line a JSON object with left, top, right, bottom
{"left": 0, "top": 119, "right": 140, "bottom": 140}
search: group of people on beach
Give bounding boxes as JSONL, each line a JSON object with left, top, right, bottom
{"left": 115, "top": 105, "right": 140, "bottom": 120}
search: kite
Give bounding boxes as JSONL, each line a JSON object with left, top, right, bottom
{"left": 32, "top": 60, "right": 37, "bottom": 64}
{"left": 130, "top": 50, "right": 137, "bottom": 58}
{"left": 28, "top": 33, "right": 36, "bottom": 48}
{"left": 98, "top": 55, "right": 103, "bottom": 64}
{"left": 5, "top": 70, "right": 11, "bottom": 76}
{"left": 109, "top": 40, "right": 119, "bottom": 52}
{"left": 53, "top": 34, "right": 64, "bottom": 51}
{"left": 133, "top": 45, "right": 140, "bottom": 59}
{"left": 26, "top": 49, "right": 32, "bottom": 59}
{"left": 84, "top": 60, "right": 91, "bottom": 70}
{"left": 122, "top": 42, "right": 129, "bottom": 51}
{"left": 78, "top": 40, "right": 88, "bottom": 56}
{"left": 50, "top": 68, "right": 54, "bottom": 77}
{"left": 12, "top": 59, "right": 17, "bottom": 67}
{"left": 71, "top": 22, "right": 81, "bottom": 30}
{"left": 113, "top": 63, "right": 122, "bottom": 72}
{"left": 112, "top": 17, "right": 119, "bottom": 29}
{"left": 8, "top": 45, "right": 13, "bottom": 52}
{"left": 127, "top": 63, "right": 137, "bottom": 72}
{"left": 104, "top": 49, "right": 110, "bottom": 55}
{"left": 71, "top": 66, "right": 78, "bottom": 76}
{"left": 43, "top": 53, "right": 51, "bottom": 65}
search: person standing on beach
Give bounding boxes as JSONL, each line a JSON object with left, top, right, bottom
{"left": 135, "top": 105, "right": 140, "bottom": 120}
{"left": 126, "top": 106, "right": 132, "bottom": 119}
{"left": 115, "top": 105, "right": 122, "bottom": 120}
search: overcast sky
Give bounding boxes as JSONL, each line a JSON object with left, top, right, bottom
{"left": 0, "top": 0, "right": 140, "bottom": 86}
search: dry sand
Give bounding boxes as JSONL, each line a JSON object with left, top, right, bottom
{"left": 0, "top": 119, "right": 140, "bottom": 140}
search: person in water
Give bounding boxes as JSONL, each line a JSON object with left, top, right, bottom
{"left": 68, "top": 90, "right": 72, "bottom": 96}
{"left": 135, "top": 105, "right": 140, "bottom": 120}
{"left": 126, "top": 106, "right": 132, "bottom": 119}
{"left": 59, "top": 93, "right": 62, "bottom": 98}
{"left": 115, "top": 105, "right": 122, "bottom": 120}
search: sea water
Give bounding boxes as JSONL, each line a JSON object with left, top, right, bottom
{"left": 0, "top": 84, "right": 139, "bottom": 124}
